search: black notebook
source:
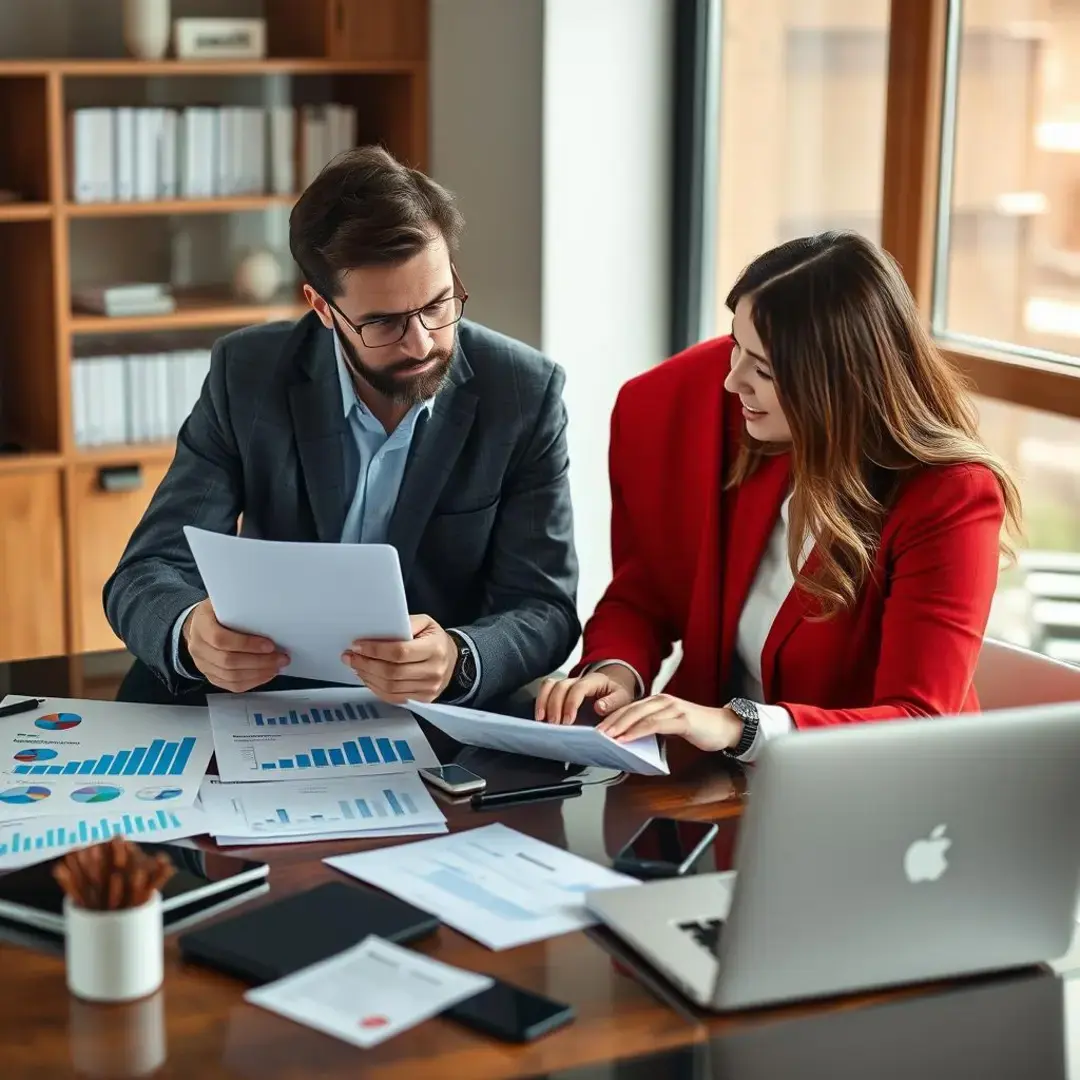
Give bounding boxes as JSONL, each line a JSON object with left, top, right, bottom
{"left": 177, "top": 880, "right": 440, "bottom": 985}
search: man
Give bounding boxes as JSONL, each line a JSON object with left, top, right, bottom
{"left": 104, "top": 146, "right": 580, "bottom": 706}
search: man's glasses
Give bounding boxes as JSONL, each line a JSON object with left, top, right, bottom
{"left": 323, "top": 269, "right": 469, "bottom": 349}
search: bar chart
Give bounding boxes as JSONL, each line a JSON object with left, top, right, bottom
{"left": 252, "top": 702, "right": 388, "bottom": 726}
{"left": 198, "top": 773, "right": 445, "bottom": 840}
{"left": 0, "top": 809, "right": 183, "bottom": 858}
{"left": 209, "top": 692, "right": 439, "bottom": 781}
{"left": 11, "top": 736, "right": 196, "bottom": 778}
{"left": 258, "top": 735, "right": 417, "bottom": 772}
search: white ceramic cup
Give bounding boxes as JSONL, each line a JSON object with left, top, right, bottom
{"left": 122, "top": 0, "right": 171, "bottom": 61}
{"left": 65, "top": 892, "right": 164, "bottom": 1003}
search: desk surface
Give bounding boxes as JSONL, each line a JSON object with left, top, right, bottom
{"left": 0, "top": 651, "right": 1076, "bottom": 1080}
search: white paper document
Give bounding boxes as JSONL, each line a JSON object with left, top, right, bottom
{"left": 0, "top": 696, "right": 214, "bottom": 821}
{"left": 197, "top": 772, "right": 445, "bottom": 840}
{"left": 211, "top": 823, "right": 448, "bottom": 846}
{"left": 406, "top": 700, "right": 668, "bottom": 776}
{"left": 0, "top": 806, "right": 209, "bottom": 870}
{"left": 245, "top": 935, "right": 492, "bottom": 1049}
{"left": 208, "top": 689, "right": 439, "bottom": 782}
{"left": 326, "top": 822, "right": 640, "bottom": 950}
{"left": 184, "top": 526, "right": 411, "bottom": 684}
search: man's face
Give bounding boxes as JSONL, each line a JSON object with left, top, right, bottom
{"left": 307, "top": 237, "right": 458, "bottom": 406}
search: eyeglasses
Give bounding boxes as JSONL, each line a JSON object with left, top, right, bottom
{"left": 322, "top": 267, "right": 469, "bottom": 349}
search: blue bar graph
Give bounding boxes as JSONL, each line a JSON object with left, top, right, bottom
{"left": 253, "top": 732, "right": 420, "bottom": 772}
{"left": 384, "top": 789, "right": 404, "bottom": 816}
{"left": 16, "top": 737, "right": 198, "bottom": 780}
{"left": 339, "top": 800, "right": 355, "bottom": 819}
{"left": 356, "top": 799, "right": 373, "bottom": 818}
{"left": 0, "top": 809, "right": 184, "bottom": 858}
{"left": 251, "top": 701, "right": 386, "bottom": 726}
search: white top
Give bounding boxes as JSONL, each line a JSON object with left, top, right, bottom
{"left": 596, "top": 496, "right": 811, "bottom": 762}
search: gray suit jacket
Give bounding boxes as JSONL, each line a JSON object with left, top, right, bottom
{"left": 104, "top": 314, "right": 580, "bottom": 699}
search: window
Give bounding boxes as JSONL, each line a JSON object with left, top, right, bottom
{"left": 935, "top": 0, "right": 1080, "bottom": 364}
{"left": 979, "top": 396, "right": 1080, "bottom": 663}
{"left": 712, "top": 0, "right": 892, "bottom": 323}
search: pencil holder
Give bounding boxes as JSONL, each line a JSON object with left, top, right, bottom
{"left": 65, "top": 891, "right": 164, "bottom": 1003}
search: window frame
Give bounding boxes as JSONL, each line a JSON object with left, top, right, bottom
{"left": 674, "top": 0, "right": 1080, "bottom": 420}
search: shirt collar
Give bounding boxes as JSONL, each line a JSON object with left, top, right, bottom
{"left": 331, "top": 327, "right": 435, "bottom": 424}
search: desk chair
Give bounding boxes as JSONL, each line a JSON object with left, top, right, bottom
{"left": 974, "top": 638, "right": 1080, "bottom": 710}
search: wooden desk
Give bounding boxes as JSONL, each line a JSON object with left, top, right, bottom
{"left": 0, "top": 652, "right": 1071, "bottom": 1079}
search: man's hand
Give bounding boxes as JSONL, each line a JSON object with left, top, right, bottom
{"left": 344, "top": 615, "right": 459, "bottom": 705}
{"left": 182, "top": 598, "right": 288, "bottom": 692}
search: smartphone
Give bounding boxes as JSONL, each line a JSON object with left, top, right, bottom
{"left": 419, "top": 764, "right": 487, "bottom": 795}
{"left": 611, "top": 817, "right": 719, "bottom": 879}
{"left": 445, "top": 979, "right": 575, "bottom": 1042}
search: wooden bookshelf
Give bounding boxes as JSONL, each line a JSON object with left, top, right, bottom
{"left": 0, "top": 0, "right": 430, "bottom": 661}
{"left": 64, "top": 194, "right": 298, "bottom": 218}
{"left": 0, "top": 202, "right": 52, "bottom": 222}
{"left": 70, "top": 291, "right": 308, "bottom": 333}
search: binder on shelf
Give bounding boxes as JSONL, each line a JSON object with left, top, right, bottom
{"left": 73, "top": 348, "right": 211, "bottom": 450}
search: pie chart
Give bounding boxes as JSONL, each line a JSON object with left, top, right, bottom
{"left": 71, "top": 785, "right": 123, "bottom": 804}
{"left": 0, "top": 785, "right": 51, "bottom": 805}
{"left": 35, "top": 713, "right": 82, "bottom": 731}
{"left": 137, "top": 786, "right": 183, "bottom": 801}
{"left": 13, "top": 748, "right": 58, "bottom": 763}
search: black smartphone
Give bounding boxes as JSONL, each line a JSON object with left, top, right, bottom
{"left": 445, "top": 979, "right": 575, "bottom": 1042}
{"left": 611, "top": 817, "right": 719, "bottom": 879}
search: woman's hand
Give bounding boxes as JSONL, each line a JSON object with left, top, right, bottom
{"left": 596, "top": 694, "right": 743, "bottom": 753}
{"left": 535, "top": 665, "right": 638, "bottom": 725}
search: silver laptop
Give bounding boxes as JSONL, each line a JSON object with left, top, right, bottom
{"left": 586, "top": 702, "right": 1080, "bottom": 1012}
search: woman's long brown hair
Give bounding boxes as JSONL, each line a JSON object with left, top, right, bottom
{"left": 726, "top": 231, "right": 1022, "bottom": 616}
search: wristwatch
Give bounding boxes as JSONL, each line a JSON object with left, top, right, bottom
{"left": 723, "top": 697, "right": 760, "bottom": 759}
{"left": 443, "top": 630, "right": 478, "bottom": 700}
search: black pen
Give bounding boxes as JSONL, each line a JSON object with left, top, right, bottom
{"left": 0, "top": 698, "right": 44, "bottom": 719}
{"left": 471, "top": 780, "right": 583, "bottom": 811}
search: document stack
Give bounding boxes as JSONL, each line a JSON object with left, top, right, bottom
{"left": 197, "top": 688, "right": 448, "bottom": 845}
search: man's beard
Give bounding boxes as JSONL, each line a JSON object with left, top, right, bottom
{"left": 335, "top": 325, "right": 454, "bottom": 407}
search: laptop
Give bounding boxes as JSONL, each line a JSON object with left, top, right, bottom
{"left": 586, "top": 702, "right": 1080, "bottom": 1012}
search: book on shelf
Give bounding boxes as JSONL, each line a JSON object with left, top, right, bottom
{"left": 72, "top": 348, "right": 212, "bottom": 448}
{"left": 68, "top": 104, "right": 358, "bottom": 205}
{"left": 72, "top": 284, "right": 176, "bottom": 318}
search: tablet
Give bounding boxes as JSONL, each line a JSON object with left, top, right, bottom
{"left": 178, "top": 880, "right": 440, "bottom": 985}
{"left": 0, "top": 843, "right": 269, "bottom": 935}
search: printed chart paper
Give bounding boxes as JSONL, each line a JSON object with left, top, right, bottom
{"left": 197, "top": 773, "right": 445, "bottom": 840}
{"left": 407, "top": 700, "right": 668, "bottom": 776}
{"left": 245, "top": 935, "right": 492, "bottom": 1049}
{"left": 0, "top": 696, "right": 213, "bottom": 821}
{"left": 326, "top": 822, "right": 640, "bottom": 950}
{"left": 0, "top": 806, "right": 209, "bottom": 870}
{"left": 208, "top": 689, "right": 439, "bottom": 782}
{"left": 185, "top": 526, "right": 411, "bottom": 684}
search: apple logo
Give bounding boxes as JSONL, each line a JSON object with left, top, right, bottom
{"left": 903, "top": 824, "right": 952, "bottom": 883}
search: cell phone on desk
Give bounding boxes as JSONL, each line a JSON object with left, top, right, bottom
{"left": 446, "top": 979, "right": 575, "bottom": 1042}
{"left": 612, "top": 817, "right": 719, "bottom": 879}
{"left": 419, "top": 764, "right": 487, "bottom": 795}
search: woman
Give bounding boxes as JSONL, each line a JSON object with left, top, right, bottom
{"left": 537, "top": 232, "right": 1021, "bottom": 765}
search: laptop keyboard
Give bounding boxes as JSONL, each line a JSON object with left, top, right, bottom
{"left": 678, "top": 917, "right": 723, "bottom": 956}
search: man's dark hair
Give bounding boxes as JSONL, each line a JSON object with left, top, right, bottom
{"left": 289, "top": 145, "right": 464, "bottom": 299}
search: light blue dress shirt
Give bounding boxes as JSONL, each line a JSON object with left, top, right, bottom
{"left": 172, "top": 330, "right": 480, "bottom": 699}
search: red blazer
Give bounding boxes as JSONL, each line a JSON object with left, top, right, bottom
{"left": 577, "top": 335, "right": 1005, "bottom": 730}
